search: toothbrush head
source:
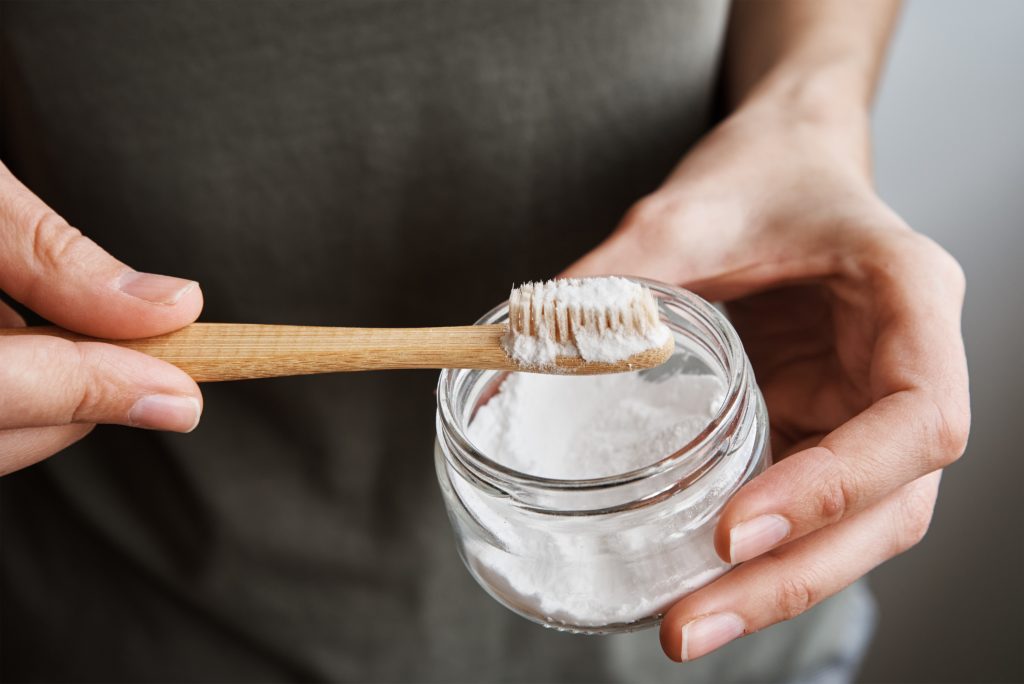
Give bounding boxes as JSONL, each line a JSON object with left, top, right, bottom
{"left": 504, "top": 277, "right": 674, "bottom": 372}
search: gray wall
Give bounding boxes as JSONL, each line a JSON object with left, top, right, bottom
{"left": 860, "top": 1, "right": 1023, "bottom": 682}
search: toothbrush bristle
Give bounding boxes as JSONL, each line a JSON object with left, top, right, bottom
{"left": 507, "top": 277, "right": 660, "bottom": 345}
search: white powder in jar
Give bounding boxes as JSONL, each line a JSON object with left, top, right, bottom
{"left": 468, "top": 371, "right": 725, "bottom": 479}
{"left": 458, "top": 366, "right": 743, "bottom": 627}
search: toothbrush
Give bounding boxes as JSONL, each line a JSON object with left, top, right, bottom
{"left": 0, "top": 279, "right": 674, "bottom": 382}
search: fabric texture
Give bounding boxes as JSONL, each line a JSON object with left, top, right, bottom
{"left": 0, "top": 2, "right": 871, "bottom": 682}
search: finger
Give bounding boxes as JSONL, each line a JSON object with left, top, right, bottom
{"left": 0, "top": 424, "right": 94, "bottom": 477}
{"left": 661, "top": 473, "right": 940, "bottom": 662}
{"left": 716, "top": 235, "right": 970, "bottom": 564}
{"left": 0, "top": 298, "right": 25, "bottom": 327}
{"left": 718, "top": 390, "right": 950, "bottom": 562}
{"left": 0, "top": 163, "right": 203, "bottom": 338}
{"left": 0, "top": 335, "right": 202, "bottom": 432}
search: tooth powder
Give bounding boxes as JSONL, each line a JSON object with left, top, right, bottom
{"left": 435, "top": 280, "right": 770, "bottom": 631}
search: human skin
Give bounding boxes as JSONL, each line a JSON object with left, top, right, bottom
{"left": 565, "top": 0, "right": 970, "bottom": 663}
{"left": 0, "top": 162, "right": 204, "bottom": 475}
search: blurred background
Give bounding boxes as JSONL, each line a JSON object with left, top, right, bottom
{"left": 861, "top": 1, "right": 1023, "bottom": 682}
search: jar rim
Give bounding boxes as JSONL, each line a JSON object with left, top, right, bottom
{"left": 436, "top": 277, "right": 748, "bottom": 492}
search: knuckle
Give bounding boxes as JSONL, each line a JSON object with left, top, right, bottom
{"left": 69, "top": 343, "right": 133, "bottom": 423}
{"left": 891, "top": 482, "right": 937, "bottom": 554}
{"left": 773, "top": 575, "right": 817, "bottom": 622}
{"left": 898, "top": 508, "right": 933, "bottom": 553}
{"left": 857, "top": 229, "right": 965, "bottom": 295}
{"left": 818, "top": 477, "right": 849, "bottom": 523}
{"left": 618, "top": 196, "right": 689, "bottom": 256}
{"left": 849, "top": 228, "right": 912, "bottom": 282}
{"left": 816, "top": 453, "right": 855, "bottom": 524}
{"left": 935, "top": 247, "right": 967, "bottom": 297}
{"left": 620, "top": 194, "right": 718, "bottom": 257}
{"left": 69, "top": 343, "right": 97, "bottom": 423}
{"left": 4, "top": 336, "right": 89, "bottom": 425}
{"left": 859, "top": 226, "right": 921, "bottom": 264}
{"left": 912, "top": 234, "right": 966, "bottom": 293}
{"left": 51, "top": 338, "right": 92, "bottom": 424}
{"left": 29, "top": 210, "right": 85, "bottom": 275}
{"left": 912, "top": 234, "right": 967, "bottom": 301}
{"left": 621, "top": 195, "right": 669, "bottom": 230}
{"left": 928, "top": 394, "right": 972, "bottom": 467}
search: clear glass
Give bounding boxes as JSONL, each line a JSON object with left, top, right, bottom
{"left": 434, "top": 278, "right": 770, "bottom": 634}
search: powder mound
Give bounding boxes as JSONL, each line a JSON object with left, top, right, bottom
{"left": 467, "top": 370, "right": 725, "bottom": 479}
{"left": 502, "top": 277, "right": 671, "bottom": 367}
{"left": 457, "top": 365, "right": 736, "bottom": 627}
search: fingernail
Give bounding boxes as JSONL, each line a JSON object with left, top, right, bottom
{"left": 129, "top": 395, "right": 201, "bottom": 433}
{"left": 118, "top": 271, "right": 196, "bottom": 305}
{"left": 680, "top": 613, "right": 745, "bottom": 661}
{"left": 729, "top": 514, "right": 791, "bottom": 563}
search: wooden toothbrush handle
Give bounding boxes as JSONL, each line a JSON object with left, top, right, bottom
{"left": 0, "top": 323, "right": 516, "bottom": 382}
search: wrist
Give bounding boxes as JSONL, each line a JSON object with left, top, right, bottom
{"left": 731, "top": 61, "right": 876, "bottom": 180}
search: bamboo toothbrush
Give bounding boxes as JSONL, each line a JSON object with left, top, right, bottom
{"left": 0, "top": 279, "right": 674, "bottom": 382}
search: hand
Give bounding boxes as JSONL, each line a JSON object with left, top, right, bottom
{"left": 563, "top": 103, "right": 970, "bottom": 661}
{"left": 0, "top": 162, "right": 204, "bottom": 476}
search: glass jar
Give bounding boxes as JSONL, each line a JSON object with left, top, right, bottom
{"left": 434, "top": 278, "right": 770, "bottom": 634}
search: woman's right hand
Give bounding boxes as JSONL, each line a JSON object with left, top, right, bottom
{"left": 0, "top": 162, "right": 204, "bottom": 476}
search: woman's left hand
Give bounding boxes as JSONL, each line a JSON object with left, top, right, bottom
{"left": 562, "top": 100, "right": 970, "bottom": 662}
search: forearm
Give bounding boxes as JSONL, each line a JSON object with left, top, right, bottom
{"left": 723, "top": 0, "right": 900, "bottom": 168}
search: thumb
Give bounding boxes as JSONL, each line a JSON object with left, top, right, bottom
{"left": 559, "top": 212, "right": 685, "bottom": 283}
{"left": 560, "top": 231, "right": 681, "bottom": 283}
{"left": 559, "top": 200, "right": 729, "bottom": 290}
{"left": 560, "top": 197, "right": 820, "bottom": 302}
{"left": 0, "top": 164, "right": 202, "bottom": 339}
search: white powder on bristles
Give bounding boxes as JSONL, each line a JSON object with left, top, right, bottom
{"left": 459, "top": 367, "right": 732, "bottom": 626}
{"left": 502, "top": 277, "right": 671, "bottom": 367}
